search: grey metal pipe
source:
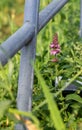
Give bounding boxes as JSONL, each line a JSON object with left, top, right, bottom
{"left": 0, "top": 23, "right": 35, "bottom": 65}
{"left": 15, "top": 0, "right": 40, "bottom": 130}
{"left": 80, "top": 0, "right": 82, "bottom": 37}
{"left": 17, "top": 0, "right": 40, "bottom": 112}
{"left": 39, "top": 0, "right": 68, "bottom": 31}
{"left": 0, "top": 0, "right": 68, "bottom": 66}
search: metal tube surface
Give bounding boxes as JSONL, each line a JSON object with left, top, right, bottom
{"left": 0, "top": 23, "right": 35, "bottom": 65}
{"left": 16, "top": 0, "right": 40, "bottom": 130}
{"left": 39, "top": 0, "right": 68, "bottom": 31}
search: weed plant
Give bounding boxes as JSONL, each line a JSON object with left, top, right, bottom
{"left": 0, "top": 0, "right": 82, "bottom": 130}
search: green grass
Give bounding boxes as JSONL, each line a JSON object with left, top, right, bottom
{"left": 0, "top": 0, "right": 82, "bottom": 130}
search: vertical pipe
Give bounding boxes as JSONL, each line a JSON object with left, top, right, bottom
{"left": 80, "top": 0, "right": 82, "bottom": 37}
{"left": 15, "top": 0, "right": 40, "bottom": 130}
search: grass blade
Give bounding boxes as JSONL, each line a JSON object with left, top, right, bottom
{"left": 34, "top": 65, "right": 66, "bottom": 130}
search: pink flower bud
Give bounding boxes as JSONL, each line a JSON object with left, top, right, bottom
{"left": 50, "top": 48, "right": 60, "bottom": 55}
{"left": 50, "top": 43, "right": 55, "bottom": 48}
{"left": 51, "top": 58, "right": 58, "bottom": 62}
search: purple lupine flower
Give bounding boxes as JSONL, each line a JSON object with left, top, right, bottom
{"left": 50, "top": 33, "right": 61, "bottom": 62}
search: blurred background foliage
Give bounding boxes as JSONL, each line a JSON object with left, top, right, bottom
{"left": 0, "top": 0, "right": 82, "bottom": 130}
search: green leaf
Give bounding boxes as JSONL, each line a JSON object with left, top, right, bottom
{"left": 65, "top": 94, "right": 82, "bottom": 104}
{"left": 0, "top": 100, "right": 11, "bottom": 119}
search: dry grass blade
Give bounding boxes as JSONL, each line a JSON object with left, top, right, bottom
{"left": 15, "top": 114, "right": 39, "bottom": 130}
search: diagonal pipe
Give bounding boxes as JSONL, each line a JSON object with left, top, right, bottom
{"left": 0, "top": 0, "right": 68, "bottom": 66}
{"left": 39, "top": 0, "right": 68, "bottom": 31}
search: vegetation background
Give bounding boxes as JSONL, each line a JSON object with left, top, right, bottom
{"left": 0, "top": 0, "right": 82, "bottom": 130}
